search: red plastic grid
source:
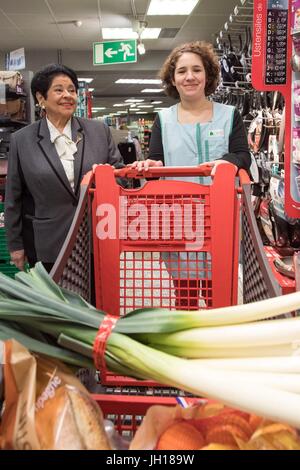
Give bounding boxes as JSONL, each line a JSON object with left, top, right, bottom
{"left": 119, "top": 251, "right": 212, "bottom": 315}
{"left": 118, "top": 190, "right": 212, "bottom": 313}
{"left": 120, "top": 192, "right": 210, "bottom": 247}
{"left": 93, "top": 394, "right": 200, "bottom": 437}
{"left": 93, "top": 165, "right": 241, "bottom": 316}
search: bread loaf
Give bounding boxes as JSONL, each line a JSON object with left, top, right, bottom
{"left": 67, "top": 388, "right": 111, "bottom": 450}
{"left": 35, "top": 386, "right": 111, "bottom": 450}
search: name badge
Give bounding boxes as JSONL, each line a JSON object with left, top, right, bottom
{"left": 208, "top": 129, "right": 224, "bottom": 138}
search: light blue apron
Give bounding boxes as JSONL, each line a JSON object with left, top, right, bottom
{"left": 159, "top": 102, "right": 235, "bottom": 279}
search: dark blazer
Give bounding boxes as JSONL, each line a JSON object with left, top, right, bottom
{"left": 5, "top": 116, "right": 123, "bottom": 263}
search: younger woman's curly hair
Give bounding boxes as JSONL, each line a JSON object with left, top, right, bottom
{"left": 159, "top": 41, "right": 220, "bottom": 99}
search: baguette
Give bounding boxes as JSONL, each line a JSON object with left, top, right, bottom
{"left": 67, "top": 387, "right": 112, "bottom": 450}
{"left": 36, "top": 386, "right": 111, "bottom": 450}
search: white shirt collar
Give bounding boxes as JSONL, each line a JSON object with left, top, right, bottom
{"left": 46, "top": 118, "right": 72, "bottom": 143}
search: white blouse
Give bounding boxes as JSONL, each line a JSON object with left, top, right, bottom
{"left": 46, "top": 118, "right": 77, "bottom": 190}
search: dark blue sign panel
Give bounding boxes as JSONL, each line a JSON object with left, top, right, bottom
{"left": 265, "top": 0, "right": 289, "bottom": 85}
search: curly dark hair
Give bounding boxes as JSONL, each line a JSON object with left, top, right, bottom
{"left": 31, "top": 63, "right": 79, "bottom": 104}
{"left": 159, "top": 41, "right": 220, "bottom": 99}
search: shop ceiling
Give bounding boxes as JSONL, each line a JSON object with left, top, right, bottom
{"left": 0, "top": 0, "right": 249, "bottom": 115}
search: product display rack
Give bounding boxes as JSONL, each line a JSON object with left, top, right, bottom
{"left": 0, "top": 202, "right": 19, "bottom": 278}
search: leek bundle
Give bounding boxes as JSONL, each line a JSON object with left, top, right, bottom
{"left": 1, "top": 263, "right": 300, "bottom": 427}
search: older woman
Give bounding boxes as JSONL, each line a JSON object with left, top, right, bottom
{"left": 5, "top": 63, "right": 123, "bottom": 272}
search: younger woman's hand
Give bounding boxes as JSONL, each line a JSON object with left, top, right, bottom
{"left": 198, "top": 160, "right": 238, "bottom": 176}
{"left": 130, "top": 159, "right": 163, "bottom": 172}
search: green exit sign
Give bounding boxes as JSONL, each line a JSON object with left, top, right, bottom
{"left": 93, "top": 40, "right": 137, "bottom": 65}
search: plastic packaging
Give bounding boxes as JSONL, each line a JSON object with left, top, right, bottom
{"left": 130, "top": 400, "right": 300, "bottom": 450}
{"left": 292, "top": 0, "right": 300, "bottom": 33}
{"left": 293, "top": 128, "right": 300, "bottom": 163}
{"left": 0, "top": 339, "right": 111, "bottom": 450}
{"left": 104, "top": 419, "right": 130, "bottom": 450}
{"left": 293, "top": 81, "right": 300, "bottom": 122}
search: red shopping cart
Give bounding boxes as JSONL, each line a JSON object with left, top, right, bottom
{"left": 52, "top": 164, "right": 250, "bottom": 387}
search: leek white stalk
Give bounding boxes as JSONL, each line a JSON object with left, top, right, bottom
{"left": 107, "top": 333, "right": 300, "bottom": 429}
{"left": 190, "top": 370, "right": 300, "bottom": 394}
{"left": 136, "top": 317, "right": 300, "bottom": 358}
{"left": 171, "top": 290, "right": 296, "bottom": 326}
{"left": 151, "top": 344, "right": 298, "bottom": 358}
{"left": 191, "top": 356, "right": 300, "bottom": 373}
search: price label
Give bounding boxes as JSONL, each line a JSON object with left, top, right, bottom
{"left": 265, "top": 0, "right": 288, "bottom": 85}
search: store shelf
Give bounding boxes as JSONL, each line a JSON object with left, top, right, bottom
{"left": 4, "top": 85, "right": 27, "bottom": 98}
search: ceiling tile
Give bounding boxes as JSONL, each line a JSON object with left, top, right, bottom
{"left": 0, "top": 0, "right": 49, "bottom": 14}
{"left": 45, "top": 0, "right": 100, "bottom": 16}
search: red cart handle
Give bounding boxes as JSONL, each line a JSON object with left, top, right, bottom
{"left": 114, "top": 165, "right": 250, "bottom": 190}
{"left": 114, "top": 164, "right": 213, "bottom": 178}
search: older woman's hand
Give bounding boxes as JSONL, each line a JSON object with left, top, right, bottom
{"left": 10, "top": 249, "right": 26, "bottom": 271}
{"left": 130, "top": 159, "right": 163, "bottom": 172}
{"left": 198, "top": 160, "right": 238, "bottom": 176}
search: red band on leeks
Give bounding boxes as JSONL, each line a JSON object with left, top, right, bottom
{"left": 93, "top": 314, "right": 118, "bottom": 379}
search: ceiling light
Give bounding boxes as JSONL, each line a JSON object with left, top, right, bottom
{"left": 92, "top": 107, "right": 106, "bottom": 111}
{"left": 116, "top": 79, "right": 161, "bottom": 85}
{"left": 151, "top": 101, "right": 163, "bottom": 104}
{"left": 125, "top": 99, "right": 145, "bottom": 103}
{"left": 136, "top": 111, "right": 148, "bottom": 114}
{"left": 138, "top": 105, "right": 154, "bottom": 108}
{"left": 141, "top": 88, "right": 164, "bottom": 93}
{"left": 102, "top": 28, "right": 161, "bottom": 39}
{"left": 129, "top": 108, "right": 140, "bottom": 111}
{"left": 53, "top": 19, "right": 83, "bottom": 27}
{"left": 78, "top": 78, "right": 94, "bottom": 83}
{"left": 147, "top": 0, "right": 199, "bottom": 15}
{"left": 113, "top": 103, "right": 129, "bottom": 107}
